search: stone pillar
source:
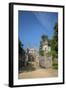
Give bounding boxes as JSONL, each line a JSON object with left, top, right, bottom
{"left": 44, "top": 52, "right": 52, "bottom": 68}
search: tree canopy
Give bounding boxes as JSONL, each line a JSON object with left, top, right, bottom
{"left": 51, "top": 22, "right": 58, "bottom": 58}
{"left": 41, "top": 35, "right": 48, "bottom": 41}
{"left": 19, "top": 39, "right": 25, "bottom": 55}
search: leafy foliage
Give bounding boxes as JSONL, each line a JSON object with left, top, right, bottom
{"left": 19, "top": 39, "right": 25, "bottom": 56}
{"left": 51, "top": 22, "right": 58, "bottom": 58}
{"left": 39, "top": 50, "right": 44, "bottom": 56}
{"left": 41, "top": 35, "right": 48, "bottom": 41}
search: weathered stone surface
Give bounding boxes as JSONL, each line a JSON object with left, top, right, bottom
{"left": 39, "top": 56, "right": 52, "bottom": 68}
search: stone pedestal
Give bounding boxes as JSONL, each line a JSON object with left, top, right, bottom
{"left": 39, "top": 55, "right": 52, "bottom": 68}
{"left": 44, "top": 55, "right": 52, "bottom": 68}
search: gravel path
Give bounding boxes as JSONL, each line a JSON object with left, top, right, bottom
{"left": 18, "top": 68, "right": 58, "bottom": 79}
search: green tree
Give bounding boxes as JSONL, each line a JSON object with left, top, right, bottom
{"left": 48, "top": 39, "right": 51, "bottom": 46}
{"left": 51, "top": 22, "right": 58, "bottom": 58}
{"left": 19, "top": 39, "right": 26, "bottom": 70}
{"left": 41, "top": 35, "right": 48, "bottom": 41}
{"left": 19, "top": 39, "right": 25, "bottom": 55}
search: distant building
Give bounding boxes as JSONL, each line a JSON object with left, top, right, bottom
{"left": 29, "top": 48, "right": 39, "bottom": 57}
{"left": 42, "top": 40, "right": 51, "bottom": 53}
{"left": 29, "top": 48, "right": 36, "bottom": 55}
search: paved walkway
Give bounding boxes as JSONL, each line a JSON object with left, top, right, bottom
{"left": 18, "top": 68, "right": 58, "bottom": 79}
